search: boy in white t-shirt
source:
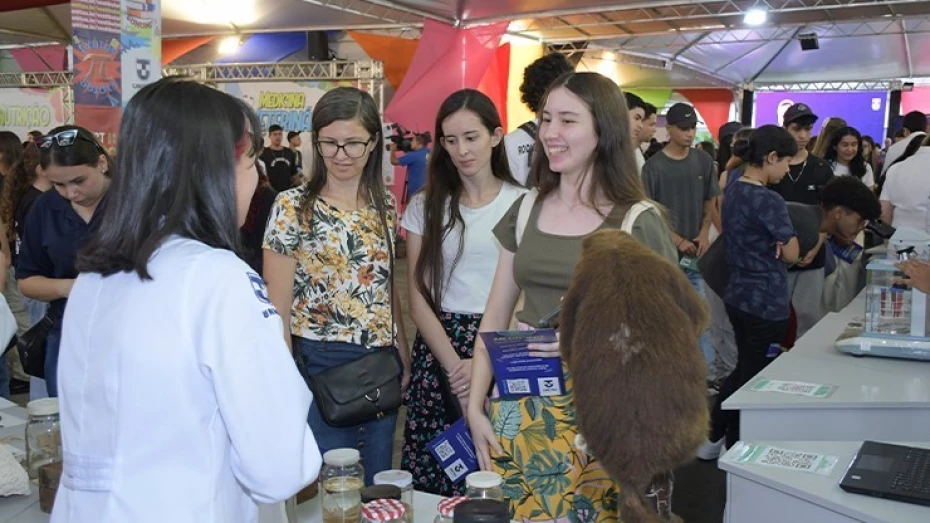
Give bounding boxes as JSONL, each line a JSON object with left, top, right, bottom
{"left": 503, "top": 53, "right": 574, "bottom": 186}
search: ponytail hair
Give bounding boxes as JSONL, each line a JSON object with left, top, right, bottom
{"left": 733, "top": 125, "right": 797, "bottom": 167}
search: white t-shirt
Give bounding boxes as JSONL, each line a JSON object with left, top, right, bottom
{"left": 635, "top": 148, "right": 646, "bottom": 174}
{"left": 504, "top": 124, "right": 536, "bottom": 186}
{"left": 880, "top": 147, "right": 930, "bottom": 232}
{"left": 402, "top": 183, "right": 527, "bottom": 314}
{"left": 882, "top": 132, "right": 927, "bottom": 177}
{"left": 832, "top": 161, "right": 874, "bottom": 187}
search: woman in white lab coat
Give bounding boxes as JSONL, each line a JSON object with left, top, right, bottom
{"left": 51, "top": 77, "right": 322, "bottom": 522}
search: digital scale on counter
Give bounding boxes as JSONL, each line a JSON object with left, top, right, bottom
{"left": 835, "top": 228, "right": 930, "bottom": 362}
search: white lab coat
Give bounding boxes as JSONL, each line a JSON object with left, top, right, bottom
{"left": 51, "top": 237, "right": 321, "bottom": 522}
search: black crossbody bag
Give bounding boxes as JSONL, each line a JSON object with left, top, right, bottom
{"left": 301, "top": 200, "right": 403, "bottom": 428}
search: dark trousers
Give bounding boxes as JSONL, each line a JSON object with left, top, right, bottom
{"left": 710, "top": 305, "right": 789, "bottom": 448}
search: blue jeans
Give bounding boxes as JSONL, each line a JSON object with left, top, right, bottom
{"left": 45, "top": 329, "right": 60, "bottom": 398}
{"left": 294, "top": 337, "right": 399, "bottom": 485}
{"left": 686, "top": 271, "right": 716, "bottom": 381}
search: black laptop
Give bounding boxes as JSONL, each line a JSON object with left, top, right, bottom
{"left": 840, "top": 441, "right": 930, "bottom": 507}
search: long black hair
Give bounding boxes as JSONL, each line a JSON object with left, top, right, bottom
{"left": 415, "top": 89, "right": 518, "bottom": 315}
{"left": 824, "top": 126, "right": 868, "bottom": 180}
{"left": 77, "top": 76, "right": 259, "bottom": 279}
{"left": 296, "top": 87, "right": 388, "bottom": 232}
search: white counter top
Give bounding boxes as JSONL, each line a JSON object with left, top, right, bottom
{"left": 721, "top": 291, "right": 930, "bottom": 441}
{"left": 720, "top": 440, "right": 930, "bottom": 523}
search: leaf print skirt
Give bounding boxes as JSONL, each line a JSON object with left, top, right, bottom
{"left": 488, "top": 391, "right": 621, "bottom": 523}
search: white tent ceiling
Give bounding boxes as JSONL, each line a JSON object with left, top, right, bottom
{"left": 3, "top": 0, "right": 930, "bottom": 87}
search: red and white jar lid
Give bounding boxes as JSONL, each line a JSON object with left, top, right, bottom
{"left": 437, "top": 496, "right": 470, "bottom": 518}
{"left": 362, "top": 499, "right": 406, "bottom": 522}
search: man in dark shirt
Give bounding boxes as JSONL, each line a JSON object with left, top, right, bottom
{"left": 770, "top": 103, "right": 835, "bottom": 337}
{"left": 259, "top": 125, "right": 298, "bottom": 192}
{"left": 287, "top": 131, "right": 304, "bottom": 179}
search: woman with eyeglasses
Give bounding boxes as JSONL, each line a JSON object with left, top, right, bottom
{"left": 17, "top": 126, "right": 112, "bottom": 397}
{"left": 52, "top": 77, "right": 322, "bottom": 522}
{"left": 263, "top": 86, "right": 411, "bottom": 486}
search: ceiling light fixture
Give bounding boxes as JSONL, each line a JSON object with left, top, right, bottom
{"left": 744, "top": 8, "right": 767, "bottom": 26}
{"left": 218, "top": 35, "right": 243, "bottom": 56}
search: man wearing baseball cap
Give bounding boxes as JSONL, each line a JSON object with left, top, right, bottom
{"left": 642, "top": 102, "right": 719, "bottom": 387}
{"left": 769, "top": 102, "right": 835, "bottom": 337}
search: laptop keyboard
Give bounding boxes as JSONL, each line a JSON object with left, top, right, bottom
{"left": 891, "top": 449, "right": 930, "bottom": 495}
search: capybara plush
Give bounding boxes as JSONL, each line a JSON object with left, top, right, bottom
{"left": 560, "top": 229, "right": 710, "bottom": 523}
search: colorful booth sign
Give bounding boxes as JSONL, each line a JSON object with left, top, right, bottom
{"left": 0, "top": 87, "right": 70, "bottom": 139}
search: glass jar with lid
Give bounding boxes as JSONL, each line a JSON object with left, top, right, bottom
{"left": 453, "top": 499, "right": 510, "bottom": 523}
{"left": 434, "top": 496, "right": 469, "bottom": 523}
{"left": 321, "top": 449, "right": 364, "bottom": 523}
{"left": 373, "top": 470, "right": 413, "bottom": 522}
{"left": 464, "top": 471, "right": 504, "bottom": 501}
{"left": 361, "top": 498, "right": 406, "bottom": 523}
{"left": 361, "top": 485, "right": 401, "bottom": 504}
{"left": 25, "top": 398, "right": 61, "bottom": 480}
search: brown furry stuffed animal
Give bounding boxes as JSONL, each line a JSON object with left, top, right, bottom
{"left": 560, "top": 229, "right": 710, "bottom": 523}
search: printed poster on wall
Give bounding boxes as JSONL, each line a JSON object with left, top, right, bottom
{"left": 72, "top": 0, "right": 122, "bottom": 151}
{"left": 219, "top": 81, "right": 395, "bottom": 186}
{"left": 121, "top": 0, "right": 162, "bottom": 106}
{"left": 0, "top": 88, "right": 71, "bottom": 139}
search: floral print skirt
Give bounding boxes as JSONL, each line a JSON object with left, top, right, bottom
{"left": 488, "top": 385, "right": 621, "bottom": 523}
{"left": 401, "top": 311, "right": 480, "bottom": 496}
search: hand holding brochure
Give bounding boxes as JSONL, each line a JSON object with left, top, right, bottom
{"left": 480, "top": 329, "right": 565, "bottom": 398}
{"left": 428, "top": 419, "right": 479, "bottom": 483}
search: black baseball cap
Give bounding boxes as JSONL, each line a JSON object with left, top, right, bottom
{"left": 666, "top": 103, "right": 698, "bottom": 128}
{"left": 783, "top": 103, "right": 818, "bottom": 126}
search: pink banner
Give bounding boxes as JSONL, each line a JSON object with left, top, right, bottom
{"left": 9, "top": 45, "right": 67, "bottom": 72}
{"left": 385, "top": 19, "right": 507, "bottom": 204}
{"left": 385, "top": 19, "right": 508, "bottom": 133}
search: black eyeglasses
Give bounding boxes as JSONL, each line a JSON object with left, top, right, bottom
{"left": 35, "top": 129, "right": 102, "bottom": 151}
{"left": 315, "top": 138, "right": 372, "bottom": 159}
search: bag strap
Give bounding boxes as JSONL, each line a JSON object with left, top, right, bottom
{"left": 621, "top": 201, "right": 655, "bottom": 234}
{"left": 376, "top": 193, "right": 397, "bottom": 348}
{"left": 515, "top": 189, "right": 539, "bottom": 248}
{"left": 518, "top": 120, "right": 538, "bottom": 139}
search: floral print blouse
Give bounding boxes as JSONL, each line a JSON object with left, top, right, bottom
{"left": 263, "top": 188, "right": 396, "bottom": 347}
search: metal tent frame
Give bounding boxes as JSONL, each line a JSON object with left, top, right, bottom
{"left": 0, "top": 60, "right": 385, "bottom": 127}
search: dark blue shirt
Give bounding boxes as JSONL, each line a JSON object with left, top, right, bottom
{"left": 399, "top": 147, "right": 429, "bottom": 197}
{"left": 722, "top": 180, "right": 796, "bottom": 321}
{"left": 17, "top": 190, "right": 102, "bottom": 331}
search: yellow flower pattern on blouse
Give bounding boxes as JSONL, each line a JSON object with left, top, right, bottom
{"left": 263, "top": 188, "right": 396, "bottom": 347}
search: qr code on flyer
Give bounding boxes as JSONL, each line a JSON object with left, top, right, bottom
{"left": 506, "top": 379, "right": 531, "bottom": 394}
{"left": 433, "top": 440, "right": 456, "bottom": 462}
{"left": 757, "top": 448, "right": 819, "bottom": 472}
{"left": 774, "top": 383, "right": 817, "bottom": 395}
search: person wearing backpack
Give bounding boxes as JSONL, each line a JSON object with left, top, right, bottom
{"left": 503, "top": 53, "right": 574, "bottom": 187}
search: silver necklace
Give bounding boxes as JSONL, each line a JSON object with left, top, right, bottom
{"left": 787, "top": 158, "right": 808, "bottom": 184}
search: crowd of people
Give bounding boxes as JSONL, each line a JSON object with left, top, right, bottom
{"left": 0, "top": 52, "right": 908, "bottom": 522}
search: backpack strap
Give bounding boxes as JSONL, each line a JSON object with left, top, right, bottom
{"left": 518, "top": 120, "right": 538, "bottom": 139}
{"left": 621, "top": 201, "right": 655, "bottom": 234}
{"left": 515, "top": 189, "right": 539, "bottom": 247}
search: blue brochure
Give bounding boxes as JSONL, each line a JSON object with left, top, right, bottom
{"left": 480, "top": 329, "right": 565, "bottom": 398}
{"left": 428, "top": 419, "right": 479, "bottom": 484}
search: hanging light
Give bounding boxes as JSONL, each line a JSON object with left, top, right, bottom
{"left": 744, "top": 8, "right": 768, "bottom": 26}
{"left": 219, "top": 36, "right": 243, "bottom": 55}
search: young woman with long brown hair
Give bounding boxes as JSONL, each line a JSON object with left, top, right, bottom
{"left": 467, "top": 72, "right": 677, "bottom": 522}
{"left": 400, "top": 89, "right": 524, "bottom": 495}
